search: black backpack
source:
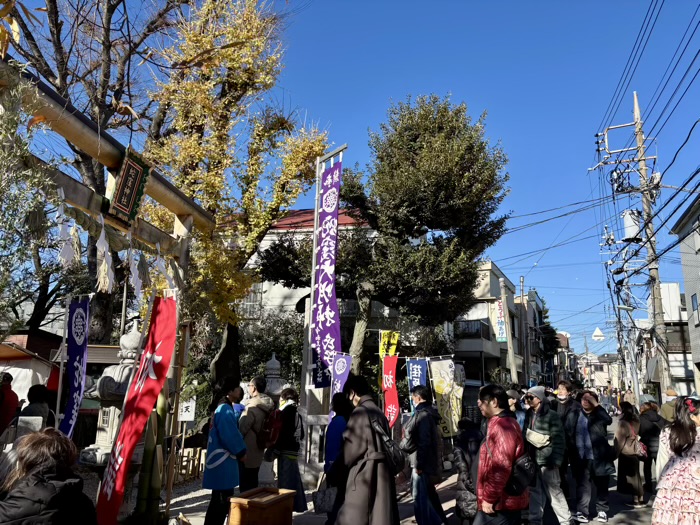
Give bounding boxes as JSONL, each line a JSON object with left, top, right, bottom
{"left": 368, "top": 413, "right": 406, "bottom": 476}
{"left": 504, "top": 453, "right": 537, "bottom": 495}
{"left": 484, "top": 417, "right": 536, "bottom": 496}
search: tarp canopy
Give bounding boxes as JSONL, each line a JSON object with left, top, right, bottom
{"left": 0, "top": 358, "right": 53, "bottom": 402}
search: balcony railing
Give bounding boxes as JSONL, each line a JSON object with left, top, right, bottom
{"left": 454, "top": 320, "right": 491, "bottom": 340}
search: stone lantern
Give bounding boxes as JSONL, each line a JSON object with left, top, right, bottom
{"left": 80, "top": 323, "right": 144, "bottom": 467}
{"left": 264, "top": 352, "right": 287, "bottom": 403}
{"left": 257, "top": 352, "right": 290, "bottom": 486}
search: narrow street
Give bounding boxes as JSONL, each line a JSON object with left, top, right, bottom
{"left": 172, "top": 418, "right": 655, "bottom": 525}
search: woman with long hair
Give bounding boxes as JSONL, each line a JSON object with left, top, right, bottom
{"left": 0, "top": 428, "right": 97, "bottom": 523}
{"left": 652, "top": 396, "right": 700, "bottom": 525}
{"left": 273, "top": 387, "right": 307, "bottom": 513}
{"left": 614, "top": 401, "right": 645, "bottom": 508}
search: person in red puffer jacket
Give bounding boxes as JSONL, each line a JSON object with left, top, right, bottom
{"left": 476, "top": 384, "right": 529, "bottom": 525}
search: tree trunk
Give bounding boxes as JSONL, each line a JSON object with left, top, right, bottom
{"left": 349, "top": 282, "right": 374, "bottom": 374}
{"left": 210, "top": 322, "right": 241, "bottom": 392}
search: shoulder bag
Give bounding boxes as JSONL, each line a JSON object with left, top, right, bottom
{"left": 312, "top": 472, "right": 337, "bottom": 514}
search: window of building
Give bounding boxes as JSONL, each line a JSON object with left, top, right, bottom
{"left": 239, "top": 281, "right": 263, "bottom": 319}
{"left": 692, "top": 293, "right": 698, "bottom": 316}
{"left": 100, "top": 409, "right": 110, "bottom": 428}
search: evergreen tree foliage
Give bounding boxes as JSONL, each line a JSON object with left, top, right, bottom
{"left": 260, "top": 94, "right": 510, "bottom": 371}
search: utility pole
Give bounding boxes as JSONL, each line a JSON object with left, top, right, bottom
{"left": 500, "top": 278, "right": 519, "bottom": 384}
{"left": 584, "top": 333, "right": 591, "bottom": 387}
{"left": 634, "top": 92, "right": 671, "bottom": 392}
{"left": 521, "top": 276, "right": 529, "bottom": 386}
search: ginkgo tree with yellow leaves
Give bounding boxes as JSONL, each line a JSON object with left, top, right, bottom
{"left": 144, "top": 0, "right": 327, "bottom": 391}
{"left": 4, "top": 0, "right": 326, "bottom": 391}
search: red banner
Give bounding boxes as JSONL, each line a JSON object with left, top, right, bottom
{"left": 96, "top": 297, "right": 178, "bottom": 524}
{"left": 383, "top": 355, "right": 399, "bottom": 428}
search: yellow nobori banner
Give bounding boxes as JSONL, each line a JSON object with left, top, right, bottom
{"left": 379, "top": 330, "right": 400, "bottom": 359}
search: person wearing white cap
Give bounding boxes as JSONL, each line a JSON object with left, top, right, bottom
{"left": 659, "top": 389, "right": 678, "bottom": 423}
{"left": 523, "top": 386, "right": 571, "bottom": 525}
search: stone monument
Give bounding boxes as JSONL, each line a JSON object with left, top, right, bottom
{"left": 258, "top": 352, "right": 290, "bottom": 485}
{"left": 80, "top": 323, "right": 144, "bottom": 467}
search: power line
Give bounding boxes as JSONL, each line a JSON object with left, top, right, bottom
{"left": 505, "top": 199, "right": 612, "bottom": 234}
{"left": 606, "top": 0, "right": 666, "bottom": 130}
{"left": 597, "top": 0, "right": 659, "bottom": 132}
{"left": 509, "top": 196, "right": 614, "bottom": 219}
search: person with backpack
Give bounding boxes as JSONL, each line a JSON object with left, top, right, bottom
{"left": 272, "top": 388, "right": 307, "bottom": 513}
{"left": 238, "top": 376, "right": 275, "bottom": 493}
{"left": 336, "top": 373, "right": 400, "bottom": 525}
{"left": 475, "top": 384, "right": 529, "bottom": 525}
{"left": 523, "top": 385, "right": 570, "bottom": 525}
{"left": 400, "top": 384, "right": 447, "bottom": 525}
{"left": 614, "top": 401, "right": 645, "bottom": 508}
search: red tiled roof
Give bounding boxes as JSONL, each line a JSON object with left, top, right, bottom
{"left": 270, "top": 209, "right": 365, "bottom": 230}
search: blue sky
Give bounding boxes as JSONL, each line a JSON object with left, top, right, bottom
{"left": 275, "top": 1, "right": 700, "bottom": 357}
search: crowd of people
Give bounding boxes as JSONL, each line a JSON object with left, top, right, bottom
{"left": 447, "top": 382, "right": 700, "bottom": 525}
{"left": 2, "top": 366, "right": 700, "bottom": 525}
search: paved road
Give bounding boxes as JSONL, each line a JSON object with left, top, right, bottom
{"left": 172, "top": 472, "right": 655, "bottom": 525}
{"left": 172, "top": 417, "right": 655, "bottom": 525}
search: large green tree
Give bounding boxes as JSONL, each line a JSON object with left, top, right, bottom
{"left": 260, "top": 94, "right": 510, "bottom": 372}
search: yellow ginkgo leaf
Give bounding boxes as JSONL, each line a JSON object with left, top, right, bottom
{"left": 0, "top": 0, "right": 16, "bottom": 19}
{"left": 0, "top": 26, "right": 10, "bottom": 59}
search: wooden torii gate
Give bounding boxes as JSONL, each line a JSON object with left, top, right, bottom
{"left": 0, "top": 58, "right": 215, "bottom": 518}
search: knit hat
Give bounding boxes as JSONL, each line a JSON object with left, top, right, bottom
{"left": 506, "top": 389, "right": 521, "bottom": 401}
{"left": 640, "top": 394, "right": 657, "bottom": 405}
{"left": 666, "top": 388, "right": 678, "bottom": 397}
{"left": 527, "top": 386, "right": 546, "bottom": 401}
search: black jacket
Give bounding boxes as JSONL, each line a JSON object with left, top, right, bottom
{"left": 401, "top": 402, "right": 441, "bottom": 476}
{"left": 274, "top": 403, "right": 304, "bottom": 457}
{"left": 556, "top": 397, "right": 582, "bottom": 453}
{"left": 0, "top": 468, "right": 97, "bottom": 524}
{"left": 452, "top": 446, "right": 477, "bottom": 521}
{"left": 582, "top": 406, "right": 615, "bottom": 477}
{"left": 639, "top": 409, "right": 665, "bottom": 456}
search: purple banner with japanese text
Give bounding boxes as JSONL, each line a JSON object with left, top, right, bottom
{"left": 329, "top": 354, "right": 352, "bottom": 420}
{"left": 313, "top": 344, "right": 331, "bottom": 388}
{"left": 311, "top": 162, "right": 343, "bottom": 372}
{"left": 59, "top": 298, "right": 89, "bottom": 438}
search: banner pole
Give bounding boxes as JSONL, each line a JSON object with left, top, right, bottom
{"left": 54, "top": 293, "right": 71, "bottom": 429}
{"left": 117, "top": 289, "right": 157, "bottom": 426}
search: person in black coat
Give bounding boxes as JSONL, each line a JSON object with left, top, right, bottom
{"left": 0, "top": 427, "right": 97, "bottom": 524}
{"left": 581, "top": 390, "right": 616, "bottom": 523}
{"left": 400, "top": 385, "right": 447, "bottom": 525}
{"left": 453, "top": 417, "right": 483, "bottom": 525}
{"left": 638, "top": 395, "right": 665, "bottom": 492}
